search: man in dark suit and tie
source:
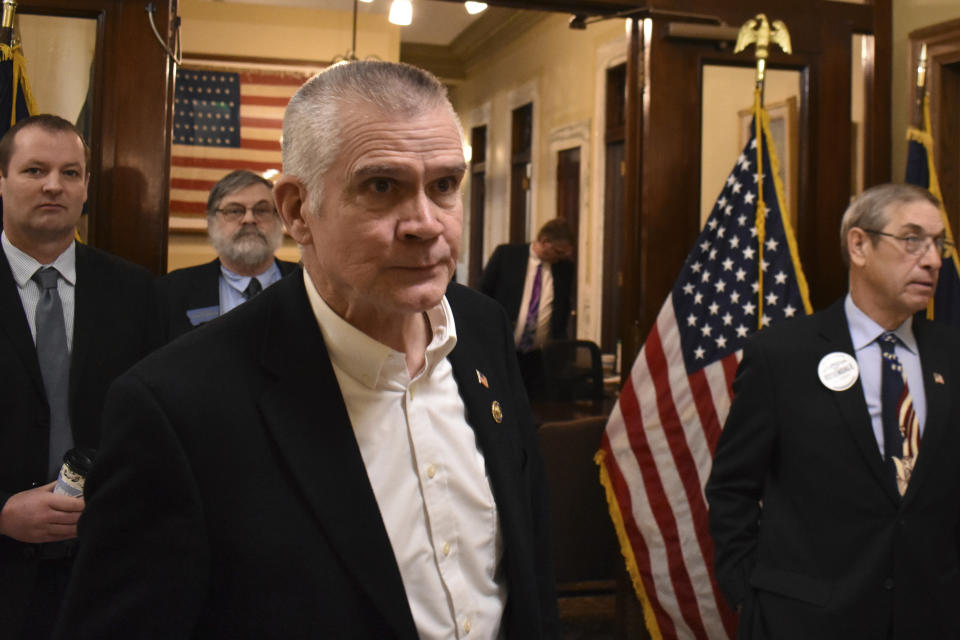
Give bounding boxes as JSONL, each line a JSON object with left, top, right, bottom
{"left": 56, "top": 61, "right": 558, "bottom": 639}
{"left": 706, "top": 183, "right": 960, "bottom": 639}
{"left": 0, "top": 115, "right": 163, "bottom": 639}
{"left": 159, "top": 170, "right": 298, "bottom": 339}
{"left": 479, "top": 218, "right": 574, "bottom": 398}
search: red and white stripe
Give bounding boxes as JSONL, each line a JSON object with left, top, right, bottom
{"left": 599, "top": 293, "right": 739, "bottom": 639}
{"left": 170, "top": 70, "right": 313, "bottom": 231}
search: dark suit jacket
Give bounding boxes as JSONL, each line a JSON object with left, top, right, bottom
{"left": 0, "top": 242, "right": 164, "bottom": 633}
{"left": 706, "top": 299, "right": 960, "bottom": 640}
{"left": 55, "top": 274, "right": 559, "bottom": 639}
{"left": 158, "top": 257, "right": 299, "bottom": 339}
{"left": 479, "top": 243, "right": 573, "bottom": 341}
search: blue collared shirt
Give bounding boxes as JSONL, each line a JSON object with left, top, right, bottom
{"left": 845, "top": 294, "right": 927, "bottom": 457}
{"left": 218, "top": 260, "right": 283, "bottom": 316}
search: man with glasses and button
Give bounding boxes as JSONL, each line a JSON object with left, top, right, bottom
{"left": 707, "top": 183, "right": 960, "bottom": 639}
{"left": 0, "top": 114, "right": 162, "bottom": 639}
{"left": 159, "top": 170, "right": 298, "bottom": 339}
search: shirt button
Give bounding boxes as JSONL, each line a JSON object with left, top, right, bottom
{"left": 442, "top": 542, "right": 451, "bottom": 556}
{"left": 463, "top": 619, "right": 471, "bottom": 634}
{"left": 426, "top": 464, "right": 437, "bottom": 479}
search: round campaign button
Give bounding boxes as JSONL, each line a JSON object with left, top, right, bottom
{"left": 818, "top": 352, "right": 859, "bottom": 391}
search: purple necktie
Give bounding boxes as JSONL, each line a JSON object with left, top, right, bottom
{"left": 517, "top": 263, "right": 542, "bottom": 353}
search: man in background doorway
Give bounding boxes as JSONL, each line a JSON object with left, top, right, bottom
{"left": 479, "top": 218, "right": 574, "bottom": 398}
{"left": 159, "top": 169, "right": 298, "bottom": 339}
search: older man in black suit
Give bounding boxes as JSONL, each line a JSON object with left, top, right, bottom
{"left": 707, "top": 183, "right": 960, "bottom": 639}
{"left": 56, "top": 61, "right": 558, "bottom": 639}
{"left": 159, "top": 170, "right": 298, "bottom": 339}
{"left": 0, "top": 115, "right": 162, "bottom": 639}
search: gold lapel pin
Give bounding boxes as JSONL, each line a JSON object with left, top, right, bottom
{"left": 491, "top": 401, "right": 503, "bottom": 423}
{"left": 934, "top": 372, "right": 945, "bottom": 384}
{"left": 476, "top": 369, "right": 489, "bottom": 388}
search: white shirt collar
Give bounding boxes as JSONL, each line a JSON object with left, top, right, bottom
{"left": 1, "top": 231, "right": 76, "bottom": 287}
{"left": 301, "top": 269, "right": 458, "bottom": 390}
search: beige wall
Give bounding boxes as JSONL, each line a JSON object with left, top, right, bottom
{"left": 180, "top": 0, "right": 400, "bottom": 62}
{"left": 20, "top": 15, "right": 97, "bottom": 123}
{"left": 453, "top": 14, "right": 627, "bottom": 345}
{"left": 891, "top": 0, "right": 960, "bottom": 181}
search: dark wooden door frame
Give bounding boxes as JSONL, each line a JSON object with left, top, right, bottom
{"left": 614, "top": 0, "right": 891, "bottom": 364}
{"left": 21, "top": 0, "right": 174, "bottom": 274}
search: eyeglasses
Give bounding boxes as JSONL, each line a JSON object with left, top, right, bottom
{"left": 216, "top": 204, "right": 276, "bottom": 222}
{"left": 863, "top": 229, "right": 954, "bottom": 259}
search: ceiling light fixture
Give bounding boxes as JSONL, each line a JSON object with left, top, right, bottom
{"left": 464, "top": 2, "right": 487, "bottom": 15}
{"left": 388, "top": 0, "right": 412, "bottom": 26}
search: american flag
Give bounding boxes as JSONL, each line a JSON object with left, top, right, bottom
{"left": 169, "top": 66, "right": 316, "bottom": 231}
{"left": 596, "top": 105, "right": 811, "bottom": 639}
{"left": 905, "top": 92, "right": 960, "bottom": 324}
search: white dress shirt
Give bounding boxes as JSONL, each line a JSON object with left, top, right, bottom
{"left": 2, "top": 231, "right": 76, "bottom": 350}
{"left": 845, "top": 294, "right": 927, "bottom": 456}
{"left": 513, "top": 244, "right": 555, "bottom": 349}
{"left": 303, "top": 270, "right": 507, "bottom": 639}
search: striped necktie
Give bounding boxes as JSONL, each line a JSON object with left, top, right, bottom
{"left": 879, "top": 332, "right": 920, "bottom": 495}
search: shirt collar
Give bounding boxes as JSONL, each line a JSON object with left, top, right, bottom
{"left": 220, "top": 260, "right": 280, "bottom": 293}
{"left": 302, "top": 269, "right": 458, "bottom": 390}
{"left": 1, "top": 231, "right": 76, "bottom": 287}
{"left": 528, "top": 243, "right": 543, "bottom": 267}
{"left": 844, "top": 293, "right": 918, "bottom": 354}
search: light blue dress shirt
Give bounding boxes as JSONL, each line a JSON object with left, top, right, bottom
{"left": 218, "top": 260, "right": 283, "bottom": 316}
{"left": 845, "top": 294, "right": 927, "bottom": 457}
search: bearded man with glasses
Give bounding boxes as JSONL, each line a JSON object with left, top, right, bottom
{"left": 159, "top": 170, "right": 299, "bottom": 339}
{"left": 707, "top": 182, "right": 960, "bottom": 640}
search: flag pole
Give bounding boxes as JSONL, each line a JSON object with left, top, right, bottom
{"left": 0, "top": 0, "right": 15, "bottom": 47}
{"left": 734, "top": 14, "right": 791, "bottom": 329}
{"left": 911, "top": 43, "right": 928, "bottom": 129}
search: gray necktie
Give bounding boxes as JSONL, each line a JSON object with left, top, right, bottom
{"left": 32, "top": 267, "right": 73, "bottom": 480}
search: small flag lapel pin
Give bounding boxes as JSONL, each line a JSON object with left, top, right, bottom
{"left": 476, "top": 369, "right": 489, "bottom": 388}
{"left": 934, "top": 372, "right": 945, "bottom": 384}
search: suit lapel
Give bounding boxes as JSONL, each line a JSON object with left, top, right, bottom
{"left": 186, "top": 259, "right": 223, "bottom": 315}
{"left": 817, "top": 301, "right": 901, "bottom": 504}
{"left": 901, "top": 318, "right": 953, "bottom": 505}
{"left": 255, "top": 276, "right": 417, "bottom": 639}
{"left": 0, "top": 248, "right": 43, "bottom": 394}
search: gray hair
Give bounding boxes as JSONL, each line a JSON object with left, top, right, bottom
{"left": 206, "top": 170, "right": 274, "bottom": 218}
{"left": 839, "top": 183, "right": 940, "bottom": 266}
{"left": 281, "top": 60, "right": 462, "bottom": 207}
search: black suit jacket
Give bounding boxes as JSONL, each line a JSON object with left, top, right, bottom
{"left": 55, "top": 274, "right": 559, "bottom": 639}
{"left": 0, "top": 242, "right": 164, "bottom": 632}
{"left": 706, "top": 299, "right": 960, "bottom": 640}
{"left": 158, "top": 257, "right": 299, "bottom": 339}
{"left": 479, "top": 243, "right": 573, "bottom": 341}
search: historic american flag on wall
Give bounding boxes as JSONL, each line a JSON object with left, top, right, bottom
{"left": 169, "top": 66, "right": 315, "bottom": 230}
{"left": 596, "top": 100, "right": 812, "bottom": 639}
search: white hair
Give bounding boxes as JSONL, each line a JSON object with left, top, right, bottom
{"left": 281, "top": 60, "right": 463, "bottom": 208}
